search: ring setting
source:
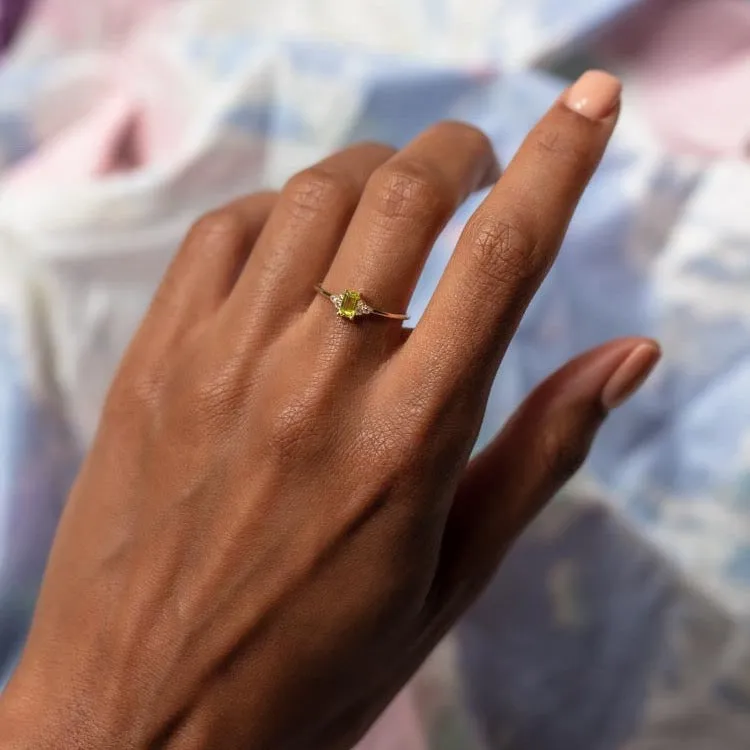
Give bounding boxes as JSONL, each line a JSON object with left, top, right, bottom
{"left": 330, "top": 289, "right": 372, "bottom": 320}
{"left": 315, "top": 285, "right": 409, "bottom": 321}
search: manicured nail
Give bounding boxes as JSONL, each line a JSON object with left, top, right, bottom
{"left": 601, "top": 343, "right": 661, "bottom": 410}
{"left": 564, "top": 70, "right": 622, "bottom": 120}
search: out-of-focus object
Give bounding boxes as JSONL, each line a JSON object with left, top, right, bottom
{"left": 0, "top": 0, "right": 33, "bottom": 52}
{"left": 598, "top": 0, "right": 750, "bottom": 158}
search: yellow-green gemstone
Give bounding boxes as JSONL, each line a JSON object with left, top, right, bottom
{"left": 338, "top": 290, "right": 360, "bottom": 320}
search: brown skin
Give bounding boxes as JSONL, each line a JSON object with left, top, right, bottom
{"left": 0, "top": 99, "right": 647, "bottom": 748}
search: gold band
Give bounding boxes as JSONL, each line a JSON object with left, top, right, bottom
{"left": 315, "top": 285, "right": 409, "bottom": 321}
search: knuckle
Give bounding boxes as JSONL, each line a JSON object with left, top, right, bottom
{"left": 104, "top": 369, "right": 162, "bottom": 423}
{"left": 368, "top": 159, "right": 451, "bottom": 223}
{"left": 188, "top": 364, "right": 243, "bottom": 422}
{"left": 533, "top": 128, "right": 566, "bottom": 157}
{"left": 463, "top": 215, "right": 538, "bottom": 287}
{"left": 263, "top": 394, "right": 321, "bottom": 462}
{"left": 366, "top": 407, "right": 441, "bottom": 476}
{"left": 361, "top": 422, "right": 414, "bottom": 475}
{"left": 161, "top": 365, "right": 252, "bottom": 443}
{"left": 283, "top": 166, "right": 358, "bottom": 220}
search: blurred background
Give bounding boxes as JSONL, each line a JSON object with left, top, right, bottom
{"left": 1, "top": 0, "right": 750, "bottom": 748}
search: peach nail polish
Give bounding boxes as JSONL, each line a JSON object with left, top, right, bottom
{"left": 601, "top": 343, "right": 661, "bottom": 410}
{"left": 564, "top": 70, "right": 622, "bottom": 120}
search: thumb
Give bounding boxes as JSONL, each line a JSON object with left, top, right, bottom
{"left": 430, "top": 337, "right": 660, "bottom": 617}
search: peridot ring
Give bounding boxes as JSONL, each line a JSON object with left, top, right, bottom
{"left": 315, "top": 285, "right": 409, "bottom": 321}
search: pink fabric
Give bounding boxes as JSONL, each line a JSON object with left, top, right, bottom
{"left": 358, "top": 691, "right": 427, "bottom": 750}
{"left": 600, "top": 0, "right": 750, "bottom": 158}
{"left": 31, "top": 0, "right": 170, "bottom": 47}
{"left": 9, "top": 93, "right": 143, "bottom": 184}
{"left": 5, "top": 0, "right": 191, "bottom": 185}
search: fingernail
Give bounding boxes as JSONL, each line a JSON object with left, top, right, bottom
{"left": 564, "top": 70, "right": 622, "bottom": 120}
{"left": 601, "top": 343, "right": 661, "bottom": 410}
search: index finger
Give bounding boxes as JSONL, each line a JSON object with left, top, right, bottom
{"left": 407, "top": 71, "right": 622, "bottom": 390}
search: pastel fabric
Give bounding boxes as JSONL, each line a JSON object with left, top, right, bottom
{"left": 597, "top": 0, "right": 750, "bottom": 158}
{"left": 0, "top": 0, "right": 32, "bottom": 51}
{"left": 2, "top": 1, "right": 750, "bottom": 748}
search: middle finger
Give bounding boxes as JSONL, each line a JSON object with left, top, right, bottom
{"left": 407, "top": 71, "right": 622, "bottom": 393}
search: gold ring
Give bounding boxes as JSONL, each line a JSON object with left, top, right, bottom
{"left": 315, "top": 285, "right": 409, "bottom": 321}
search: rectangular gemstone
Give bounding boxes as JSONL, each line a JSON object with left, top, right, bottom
{"left": 338, "top": 290, "right": 360, "bottom": 320}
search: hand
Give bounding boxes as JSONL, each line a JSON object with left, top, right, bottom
{"left": 0, "top": 71, "right": 658, "bottom": 749}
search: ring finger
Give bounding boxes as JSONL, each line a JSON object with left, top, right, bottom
{"left": 319, "top": 121, "right": 500, "bottom": 332}
{"left": 226, "top": 142, "right": 396, "bottom": 334}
